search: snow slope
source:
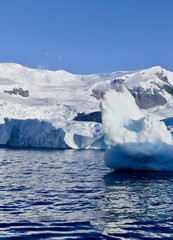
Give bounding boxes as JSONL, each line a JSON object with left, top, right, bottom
{"left": 0, "top": 63, "right": 128, "bottom": 121}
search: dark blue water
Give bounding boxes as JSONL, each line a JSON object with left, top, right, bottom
{"left": 0, "top": 149, "right": 173, "bottom": 239}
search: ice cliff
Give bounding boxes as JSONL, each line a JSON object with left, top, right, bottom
{"left": 0, "top": 118, "right": 104, "bottom": 149}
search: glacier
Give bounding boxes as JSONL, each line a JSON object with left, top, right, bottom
{"left": 1, "top": 63, "right": 173, "bottom": 155}
{"left": 101, "top": 84, "right": 173, "bottom": 171}
{"left": 0, "top": 118, "right": 105, "bottom": 149}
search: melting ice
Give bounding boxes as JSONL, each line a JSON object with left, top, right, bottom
{"left": 101, "top": 84, "right": 173, "bottom": 171}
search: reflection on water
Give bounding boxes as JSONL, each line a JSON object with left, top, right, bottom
{"left": 98, "top": 171, "right": 173, "bottom": 239}
{"left": 0, "top": 148, "right": 173, "bottom": 239}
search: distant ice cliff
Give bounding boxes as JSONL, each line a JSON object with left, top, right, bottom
{"left": 0, "top": 118, "right": 105, "bottom": 150}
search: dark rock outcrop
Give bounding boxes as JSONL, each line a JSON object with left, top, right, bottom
{"left": 162, "top": 84, "right": 173, "bottom": 96}
{"left": 73, "top": 111, "right": 102, "bottom": 123}
{"left": 4, "top": 87, "right": 29, "bottom": 97}
{"left": 155, "top": 71, "right": 168, "bottom": 83}
{"left": 129, "top": 87, "right": 167, "bottom": 109}
{"left": 111, "top": 78, "right": 124, "bottom": 86}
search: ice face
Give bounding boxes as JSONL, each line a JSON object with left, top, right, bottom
{"left": 101, "top": 87, "right": 173, "bottom": 171}
{"left": 0, "top": 118, "right": 105, "bottom": 150}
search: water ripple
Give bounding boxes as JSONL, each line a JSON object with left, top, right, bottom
{"left": 0, "top": 149, "right": 173, "bottom": 239}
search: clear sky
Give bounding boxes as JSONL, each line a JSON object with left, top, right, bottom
{"left": 0, "top": 0, "right": 173, "bottom": 74}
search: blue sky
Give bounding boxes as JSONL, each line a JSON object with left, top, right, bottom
{"left": 0, "top": 0, "right": 173, "bottom": 73}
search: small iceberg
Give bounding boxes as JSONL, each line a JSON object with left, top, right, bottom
{"left": 101, "top": 84, "right": 173, "bottom": 171}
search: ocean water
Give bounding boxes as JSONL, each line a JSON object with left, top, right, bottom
{"left": 0, "top": 149, "right": 173, "bottom": 239}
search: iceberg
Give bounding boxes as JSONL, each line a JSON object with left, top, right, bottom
{"left": 101, "top": 84, "right": 173, "bottom": 171}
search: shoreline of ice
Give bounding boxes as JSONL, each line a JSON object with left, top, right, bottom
{"left": 0, "top": 118, "right": 105, "bottom": 150}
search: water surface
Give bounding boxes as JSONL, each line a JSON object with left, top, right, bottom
{"left": 0, "top": 148, "right": 173, "bottom": 239}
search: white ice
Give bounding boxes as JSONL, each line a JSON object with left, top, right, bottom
{"left": 0, "top": 118, "right": 105, "bottom": 149}
{"left": 101, "top": 86, "right": 173, "bottom": 171}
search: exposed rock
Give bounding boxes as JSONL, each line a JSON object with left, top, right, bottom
{"left": 4, "top": 87, "right": 29, "bottom": 97}
{"left": 129, "top": 87, "right": 167, "bottom": 109}
{"left": 162, "top": 84, "right": 173, "bottom": 96}
{"left": 111, "top": 78, "right": 124, "bottom": 85}
{"left": 73, "top": 111, "right": 102, "bottom": 123}
{"left": 155, "top": 71, "right": 168, "bottom": 83}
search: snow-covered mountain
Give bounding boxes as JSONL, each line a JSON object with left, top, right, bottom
{"left": 0, "top": 63, "right": 131, "bottom": 121}
{"left": 0, "top": 63, "right": 173, "bottom": 149}
{"left": 93, "top": 66, "right": 173, "bottom": 118}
